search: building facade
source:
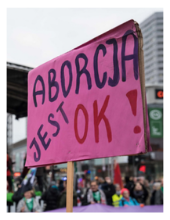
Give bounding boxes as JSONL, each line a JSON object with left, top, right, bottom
{"left": 140, "top": 12, "right": 163, "bottom": 85}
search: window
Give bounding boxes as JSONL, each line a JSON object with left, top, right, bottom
{"left": 142, "top": 21, "right": 152, "bottom": 30}
{"left": 157, "top": 22, "right": 163, "bottom": 26}
{"left": 144, "top": 46, "right": 153, "bottom": 52}
{"left": 149, "top": 76, "right": 155, "bottom": 82}
{"left": 144, "top": 50, "right": 153, "bottom": 57}
{"left": 157, "top": 28, "right": 163, "bottom": 31}
{"left": 146, "top": 69, "right": 154, "bottom": 75}
{"left": 144, "top": 57, "right": 153, "bottom": 63}
{"left": 145, "top": 63, "right": 154, "bottom": 69}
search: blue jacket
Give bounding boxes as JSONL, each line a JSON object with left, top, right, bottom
{"left": 119, "top": 197, "right": 139, "bottom": 206}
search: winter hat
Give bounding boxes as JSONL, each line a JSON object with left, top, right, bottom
{"left": 50, "top": 181, "right": 58, "bottom": 189}
{"left": 23, "top": 178, "right": 33, "bottom": 194}
{"left": 121, "top": 188, "right": 129, "bottom": 195}
{"left": 23, "top": 184, "right": 33, "bottom": 193}
{"left": 51, "top": 185, "right": 58, "bottom": 189}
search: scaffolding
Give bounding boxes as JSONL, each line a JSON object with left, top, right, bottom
{"left": 7, "top": 113, "right": 13, "bottom": 156}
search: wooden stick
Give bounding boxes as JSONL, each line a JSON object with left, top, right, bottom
{"left": 66, "top": 161, "right": 74, "bottom": 212}
{"left": 134, "top": 21, "right": 148, "bottom": 153}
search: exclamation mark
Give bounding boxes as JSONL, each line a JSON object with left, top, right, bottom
{"left": 126, "top": 89, "right": 141, "bottom": 134}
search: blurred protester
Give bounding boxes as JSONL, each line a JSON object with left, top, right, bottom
{"left": 81, "top": 177, "right": 90, "bottom": 196}
{"left": 101, "top": 177, "right": 116, "bottom": 206}
{"left": 33, "top": 177, "right": 40, "bottom": 192}
{"left": 75, "top": 176, "right": 84, "bottom": 206}
{"left": 76, "top": 187, "right": 84, "bottom": 206}
{"left": 148, "top": 179, "right": 153, "bottom": 192}
{"left": 7, "top": 154, "right": 13, "bottom": 192}
{"left": 113, "top": 159, "right": 123, "bottom": 189}
{"left": 98, "top": 177, "right": 105, "bottom": 190}
{"left": 150, "top": 182, "right": 163, "bottom": 205}
{"left": 12, "top": 177, "right": 24, "bottom": 211}
{"left": 94, "top": 176, "right": 98, "bottom": 184}
{"left": 130, "top": 182, "right": 148, "bottom": 205}
{"left": 81, "top": 180, "right": 91, "bottom": 206}
{"left": 41, "top": 181, "right": 60, "bottom": 211}
{"left": 144, "top": 179, "right": 152, "bottom": 205}
{"left": 78, "top": 175, "right": 86, "bottom": 190}
{"left": 58, "top": 180, "right": 64, "bottom": 193}
{"left": 7, "top": 178, "right": 14, "bottom": 212}
{"left": 76, "top": 176, "right": 86, "bottom": 206}
{"left": 36, "top": 167, "right": 46, "bottom": 193}
{"left": 124, "top": 176, "right": 134, "bottom": 192}
{"left": 138, "top": 176, "right": 145, "bottom": 185}
{"left": 59, "top": 180, "right": 77, "bottom": 208}
{"left": 21, "top": 154, "right": 30, "bottom": 179}
{"left": 87, "top": 180, "right": 106, "bottom": 205}
{"left": 112, "top": 184, "right": 122, "bottom": 207}
{"left": 133, "top": 177, "right": 138, "bottom": 184}
{"left": 119, "top": 188, "right": 139, "bottom": 206}
{"left": 17, "top": 186, "right": 41, "bottom": 212}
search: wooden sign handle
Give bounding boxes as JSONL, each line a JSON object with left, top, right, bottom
{"left": 134, "top": 21, "right": 148, "bottom": 153}
{"left": 66, "top": 161, "right": 74, "bottom": 212}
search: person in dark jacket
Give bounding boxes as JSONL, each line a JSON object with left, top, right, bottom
{"left": 7, "top": 154, "right": 13, "bottom": 192}
{"left": 41, "top": 181, "right": 60, "bottom": 211}
{"left": 81, "top": 180, "right": 91, "bottom": 206}
{"left": 144, "top": 179, "right": 152, "bottom": 205}
{"left": 12, "top": 177, "right": 24, "bottom": 211}
{"left": 101, "top": 177, "right": 116, "bottom": 206}
{"left": 21, "top": 154, "right": 30, "bottom": 179}
{"left": 130, "top": 182, "right": 148, "bottom": 204}
{"left": 36, "top": 167, "right": 47, "bottom": 193}
{"left": 150, "top": 182, "right": 163, "bottom": 205}
{"left": 97, "top": 177, "right": 105, "bottom": 190}
{"left": 59, "top": 180, "right": 77, "bottom": 208}
{"left": 58, "top": 180, "right": 64, "bottom": 193}
{"left": 124, "top": 176, "right": 135, "bottom": 193}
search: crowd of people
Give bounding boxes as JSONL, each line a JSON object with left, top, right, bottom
{"left": 76, "top": 176, "right": 163, "bottom": 208}
{"left": 7, "top": 174, "right": 163, "bottom": 212}
{"left": 7, "top": 154, "right": 163, "bottom": 212}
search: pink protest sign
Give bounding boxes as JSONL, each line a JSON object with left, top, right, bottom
{"left": 26, "top": 20, "right": 151, "bottom": 168}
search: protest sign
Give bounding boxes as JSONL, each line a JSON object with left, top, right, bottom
{"left": 26, "top": 19, "right": 151, "bottom": 168}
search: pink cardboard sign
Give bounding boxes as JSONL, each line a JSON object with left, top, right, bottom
{"left": 26, "top": 20, "right": 151, "bottom": 168}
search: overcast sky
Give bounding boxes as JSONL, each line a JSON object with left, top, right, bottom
{"left": 7, "top": 8, "right": 163, "bottom": 143}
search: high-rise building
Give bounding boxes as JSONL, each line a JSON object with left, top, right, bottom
{"left": 140, "top": 12, "right": 163, "bottom": 85}
{"left": 140, "top": 12, "right": 163, "bottom": 180}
